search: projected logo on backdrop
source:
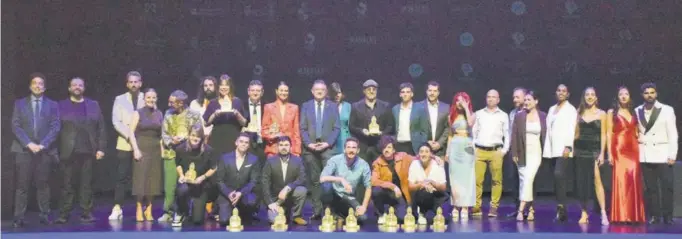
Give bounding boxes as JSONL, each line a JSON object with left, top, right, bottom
{"left": 610, "top": 29, "right": 632, "bottom": 49}
{"left": 409, "top": 64, "right": 424, "bottom": 78}
{"left": 511, "top": 32, "right": 528, "bottom": 50}
{"left": 356, "top": 2, "right": 368, "bottom": 18}
{"left": 348, "top": 35, "right": 377, "bottom": 45}
{"left": 401, "top": 4, "right": 430, "bottom": 15}
{"left": 298, "top": 2, "right": 325, "bottom": 21}
{"left": 247, "top": 33, "right": 258, "bottom": 52}
{"left": 511, "top": 1, "right": 527, "bottom": 16}
{"left": 563, "top": 0, "right": 580, "bottom": 19}
{"left": 243, "top": 1, "right": 275, "bottom": 20}
{"left": 135, "top": 1, "right": 167, "bottom": 48}
{"left": 304, "top": 33, "right": 316, "bottom": 52}
{"left": 450, "top": 1, "right": 482, "bottom": 13}
{"left": 458, "top": 63, "right": 475, "bottom": 81}
{"left": 253, "top": 64, "right": 265, "bottom": 77}
{"left": 460, "top": 32, "right": 474, "bottom": 47}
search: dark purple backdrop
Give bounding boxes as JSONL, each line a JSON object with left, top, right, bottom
{"left": 2, "top": 0, "right": 681, "bottom": 219}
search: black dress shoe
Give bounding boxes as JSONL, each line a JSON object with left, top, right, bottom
{"left": 309, "top": 214, "right": 322, "bottom": 221}
{"left": 12, "top": 220, "right": 25, "bottom": 228}
{"left": 39, "top": 215, "right": 51, "bottom": 225}
{"left": 648, "top": 216, "right": 661, "bottom": 224}
{"left": 554, "top": 205, "right": 567, "bottom": 222}
{"left": 663, "top": 216, "right": 675, "bottom": 225}
{"left": 80, "top": 213, "right": 95, "bottom": 223}
{"left": 55, "top": 217, "right": 69, "bottom": 224}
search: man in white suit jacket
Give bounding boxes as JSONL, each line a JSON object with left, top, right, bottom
{"left": 635, "top": 82, "right": 678, "bottom": 225}
{"left": 108, "top": 71, "right": 145, "bottom": 220}
{"left": 542, "top": 84, "right": 577, "bottom": 222}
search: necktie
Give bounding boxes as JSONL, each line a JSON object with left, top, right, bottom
{"left": 315, "top": 101, "right": 323, "bottom": 139}
{"left": 252, "top": 104, "right": 262, "bottom": 143}
{"left": 33, "top": 99, "right": 41, "bottom": 138}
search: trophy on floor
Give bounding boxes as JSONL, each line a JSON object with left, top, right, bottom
{"left": 319, "top": 208, "right": 336, "bottom": 232}
{"left": 227, "top": 208, "right": 244, "bottom": 232}
{"left": 401, "top": 207, "right": 417, "bottom": 232}
{"left": 431, "top": 207, "right": 447, "bottom": 232}
{"left": 343, "top": 208, "right": 360, "bottom": 232}
{"left": 271, "top": 207, "right": 288, "bottom": 231}
{"left": 381, "top": 207, "right": 399, "bottom": 232}
{"left": 184, "top": 163, "right": 197, "bottom": 183}
{"left": 368, "top": 116, "right": 381, "bottom": 135}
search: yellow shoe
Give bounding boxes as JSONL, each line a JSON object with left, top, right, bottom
{"left": 205, "top": 202, "right": 213, "bottom": 214}
{"left": 136, "top": 202, "right": 144, "bottom": 222}
{"left": 144, "top": 204, "right": 153, "bottom": 221}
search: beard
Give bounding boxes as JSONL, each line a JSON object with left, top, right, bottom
{"left": 204, "top": 91, "right": 217, "bottom": 100}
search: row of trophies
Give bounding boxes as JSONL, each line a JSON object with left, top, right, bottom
{"left": 226, "top": 206, "right": 448, "bottom": 233}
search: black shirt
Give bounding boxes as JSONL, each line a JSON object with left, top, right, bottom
{"left": 62, "top": 100, "right": 93, "bottom": 154}
{"left": 388, "top": 160, "right": 401, "bottom": 187}
{"left": 348, "top": 98, "right": 393, "bottom": 145}
{"left": 175, "top": 144, "right": 218, "bottom": 176}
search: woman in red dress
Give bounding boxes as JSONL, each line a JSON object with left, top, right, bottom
{"left": 606, "top": 87, "right": 645, "bottom": 223}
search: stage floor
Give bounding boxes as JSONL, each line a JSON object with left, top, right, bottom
{"left": 2, "top": 197, "right": 680, "bottom": 239}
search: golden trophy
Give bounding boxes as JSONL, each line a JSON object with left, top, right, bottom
{"left": 227, "top": 208, "right": 244, "bottom": 232}
{"left": 380, "top": 206, "right": 399, "bottom": 232}
{"left": 244, "top": 119, "right": 259, "bottom": 133}
{"left": 319, "top": 208, "right": 336, "bottom": 232}
{"left": 271, "top": 207, "right": 288, "bottom": 231}
{"left": 184, "top": 163, "right": 197, "bottom": 183}
{"left": 367, "top": 116, "right": 381, "bottom": 135}
{"left": 343, "top": 208, "right": 360, "bottom": 232}
{"left": 269, "top": 122, "right": 279, "bottom": 135}
{"left": 401, "top": 207, "right": 417, "bottom": 232}
{"left": 221, "top": 103, "right": 233, "bottom": 113}
{"left": 430, "top": 207, "right": 447, "bottom": 232}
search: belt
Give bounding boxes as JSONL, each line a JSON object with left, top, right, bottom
{"left": 315, "top": 139, "right": 322, "bottom": 143}
{"left": 475, "top": 144, "right": 502, "bottom": 151}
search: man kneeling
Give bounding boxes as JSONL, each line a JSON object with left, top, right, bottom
{"left": 320, "top": 138, "right": 371, "bottom": 223}
{"left": 371, "top": 136, "right": 412, "bottom": 224}
{"left": 215, "top": 133, "right": 259, "bottom": 225}
{"left": 261, "top": 136, "right": 308, "bottom": 225}
{"left": 408, "top": 144, "right": 448, "bottom": 224}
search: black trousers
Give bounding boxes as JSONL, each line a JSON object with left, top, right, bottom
{"left": 58, "top": 152, "right": 94, "bottom": 216}
{"left": 114, "top": 150, "right": 133, "bottom": 205}
{"left": 411, "top": 189, "right": 448, "bottom": 216}
{"left": 357, "top": 142, "right": 379, "bottom": 202}
{"left": 320, "top": 182, "right": 368, "bottom": 221}
{"left": 14, "top": 152, "right": 53, "bottom": 220}
{"left": 175, "top": 182, "right": 214, "bottom": 224}
{"left": 641, "top": 163, "right": 674, "bottom": 218}
{"left": 371, "top": 187, "right": 407, "bottom": 217}
{"left": 302, "top": 148, "right": 334, "bottom": 215}
{"left": 249, "top": 142, "right": 266, "bottom": 208}
{"left": 216, "top": 191, "right": 257, "bottom": 225}
{"left": 504, "top": 154, "right": 520, "bottom": 209}
{"left": 395, "top": 142, "right": 414, "bottom": 155}
{"left": 548, "top": 157, "right": 571, "bottom": 205}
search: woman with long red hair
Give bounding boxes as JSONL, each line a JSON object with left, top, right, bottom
{"left": 445, "top": 92, "right": 476, "bottom": 219}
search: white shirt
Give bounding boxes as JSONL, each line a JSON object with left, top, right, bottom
{"left": 472, "top": 107, "right": 510, "bottom": 153}
{"left": 248, "top": 99, "right": 262, "bottom": 136}
{"left": 427, "top": 102, "right": 439, "bottom": 141}
{"left": 281, "top": 157, "right": 289, "bottom": 181}
{"left": 189, "top": 99, "right": 213, "bottom": 135}
{"left": 542, "top": 102, "right": 577, "bottom": 158}
{"left": 397, "top": 103, "right": 412, "bottom": 142}
{"left": 236, "top": 154, "right": 245, "bottom": 170}
{"left": 408, "top": 159, "right": 447, "bottom": 184}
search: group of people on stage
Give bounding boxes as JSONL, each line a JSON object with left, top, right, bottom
{"left": 11, "top": 71, "right": 677, "bottom": 228}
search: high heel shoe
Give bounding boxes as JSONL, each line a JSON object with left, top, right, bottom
{"left": 144, "top": 203, "right": 153, "bottom": 221}
{"left": 527, "top": 207, "right": 535, "bottom": 221}
{"left": 136, "top": 202, "right": 144, "bottom": 222}
{"left": 451, "top": 208, "right": 459, "bottom": 220}
{"left": 516, "top": 211, "right": 524, "bottom": 221}
{"left": 600, "top": 211, "right": 609, "bottom": 226}
{"left": 578, "top": 212, "right": 589, "bottom": 224}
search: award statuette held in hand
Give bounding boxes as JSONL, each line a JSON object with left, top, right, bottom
{"left": 343, "top": 208, "right": 360, "bottom": 232}
{"left": 227, "top": 208, "right": 244, "bottom": 232}
{"left": 244, "top": 120, "right": 259, "bottom": 133}
{"left": 269, "top": 122, "right": 279, "bottom": 135}
{"left": 220, "top": 102, "right": 233, "bottom": 113}
{"left": 368, "top": 116, "right": 381, "bottom": 135}
{"left": 430, "top": 207, "right": 447, "bottom": 232}
{"left": 401, "top": 207, "right": 417, "bottom": 232}
{"left": 271, "top": 207, "right": 288, "bottom": 231}
{"left": 185, "top": 163, "right": 197, "bottom": 182}
{"left": 319, "top": 208, "right": 336, "bottom": 232}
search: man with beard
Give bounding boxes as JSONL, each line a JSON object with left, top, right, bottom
{"left": 54, "top": 77, "right": 106, "bottom": 224}
{"left": 157, "top": 90, "right": 202, "bottom": 222}
{"left": 261, "top": 136, "right": 308, "bottom": 225}
{"left": 215, "top": 133, "right": 259, "bottom": 225}
{"left": 505, "top": 87, "right": 527, "bottom": 218}
{"left": 371, "top": 136, "right": 412, "bottom": 224}
{"left": 320, "top": 138, "right": 371, "bottom": 223}
{"left": 349, "top": 79, "right": 393, "bottom": 163}
{"left": 11, "top": 73, "right": 61, "bottom": 227}
{"left": 299, "top": 79, "right": 340, "bottom": 220}
{"left": 109, "top": 71, "right": 145, "bottom": 220}
{"left": 635, "top": 82, "right": 678, "bottom": 224}
{"left": 189, "top": 76, "right": 218, "bottom": 135}
{"left": 543, "top": 84, "right": 577, "bottom": 222}
{"left": 417, "top": 81, "right": 449, "bottom": 157}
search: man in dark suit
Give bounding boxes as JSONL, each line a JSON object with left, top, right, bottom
{"left": 55, "top": 78, "right": 106, "bottom": 224}
{"left": 261, "top": 136, "right": 308, "bottom": 225}
{"left": 299, "top": 79, "right": 340, "bottom": 220}
{"left": 11, "top": 73, "right": 61, "bottom": 227}
{"left": 243, "top": 79, "right": 266, "bottom": 218}
{"left": 348, "top": 79, "right": 393, "bottom": 164}
{"left": 391, "top": 82, "right": 428, "bottom": 155}
{"left": 418, "top": 81, "right": 450, "bottom": 157}
{"left": 215, "top": 133, "right": 259, "bottom": 225}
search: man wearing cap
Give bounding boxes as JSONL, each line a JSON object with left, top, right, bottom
{"left": 349, "top": 79, "right": 393, "bottom": 165}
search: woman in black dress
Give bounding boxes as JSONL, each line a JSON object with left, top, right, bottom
{"left": 130, "top": 88, "right": 164, "bottom": 222}
{"left": 203, "top": 74, "right": 247, "bottom": 156}
{"left": 172, "top": 125, "right": 218, "bottom": 226}
{"left": 574, "top": 87, "right": 609, "bottom": 225}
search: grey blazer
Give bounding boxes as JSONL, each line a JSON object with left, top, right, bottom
{"left": 511, "top": 110, "right": 547, "bottom": 166}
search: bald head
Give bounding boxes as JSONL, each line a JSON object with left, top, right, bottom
{"left": 486, "top": 89, "right": 500, "bottom": 109}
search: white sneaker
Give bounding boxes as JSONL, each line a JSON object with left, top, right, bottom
{"left": 460, "top": 209, "right": 469, "bottom": 220}
{"left": 377, "top": 214, "right": 386, "bottom": 225}
{"left": 158, "top": 213, "right": 172, "bottom": 222}
{"left": 417, "top": 214, "right": 427, "bottom": 225}
{"left": 108, "top": 205, "right": 122, "bottom": 221}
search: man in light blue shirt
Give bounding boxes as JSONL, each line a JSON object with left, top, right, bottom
{"left": 320, "top": 137, "right": 371, "bottom": 222}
